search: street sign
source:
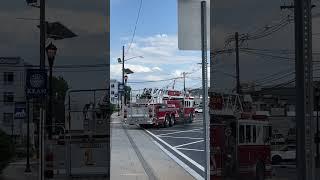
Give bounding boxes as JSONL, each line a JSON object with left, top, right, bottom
{"left": 118, "top": 83, "right": 124, "bottom": 93}
{"left": 14, "top": 102, "right": 26, "bottom": 119}
{"left": 26, "top": 69, "right": 47, "bottom": 98}
{"left": 178, "top": 0, "right": 210, "bottom": 50}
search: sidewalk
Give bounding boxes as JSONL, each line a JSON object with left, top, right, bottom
{"left": 0, "top": 159, "right": 38, "bottom": 180}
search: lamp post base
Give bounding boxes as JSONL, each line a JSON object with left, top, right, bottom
{"left": 25, "top": 165, "right": 32, "bottom": 173}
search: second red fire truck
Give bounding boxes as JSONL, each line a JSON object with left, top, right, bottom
{"left": 209, "top": 93, "right": 272, "bottom": 180}
{"left": 124, "top": 89, "right": 195, "bottom": 127}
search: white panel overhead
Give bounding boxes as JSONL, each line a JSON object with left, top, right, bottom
{"left": 178, "top": 0, "right": 210, "bottom": 50}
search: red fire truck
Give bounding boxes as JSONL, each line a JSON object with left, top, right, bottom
{"left": 125, "top": 89, "right": 195, "bottom": 127}
{"left": 162, "top": 90, "right": 195, "bottom": 124}
{"left": 125, "top": 98, "right": 178, "bottom": 128}
{"left": 209, "top": 93, "right": 272, "bottom": 180}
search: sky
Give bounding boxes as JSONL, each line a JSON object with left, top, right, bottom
{"left": 2, "top": 0, "right": 320, "bottom": 97}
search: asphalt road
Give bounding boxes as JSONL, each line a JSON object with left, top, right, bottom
{"left": 144, "top": 114, "right": 205, "bottom": 178}
{"left": 143, "top": 113, "right": 297, "bottom": 180}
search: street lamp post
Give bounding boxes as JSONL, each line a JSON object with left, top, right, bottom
{"left": 46, "top": 42, "right": 57, "bottom": 139}
{"left": 25, "top": 99, "right": 31, "bottom": 173}
{"left": 316, "top": 88, "right": 320, "bottom": 168}
{"left": 117, "top": 48, "right": 142, "bottom": 109}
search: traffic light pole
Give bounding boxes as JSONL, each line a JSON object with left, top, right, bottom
{"left": 122, "top": 46, "right": 125, "bottom": 106}
{"left": 201, "top": 2, "right": 210, "bottom": 180}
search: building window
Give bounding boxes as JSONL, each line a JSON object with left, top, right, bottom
{"left": 111, "top": 84, "right": 115, "bottom": 88}
{"left": 3, "top": 113, "right": 13, "bottom": 126}
{"left": 3, "top": 72, "right": 14, "bottom": 85}
{"left": 111, "top": 91, "right": 114, "bottom": 95}
{"left": 3, "top": 92, "right": 14, "bottom": 105}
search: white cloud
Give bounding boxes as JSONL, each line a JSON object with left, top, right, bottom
{"left": 121, "top": 34, "right": 201, "bottom": 65}
{"left": 152, "top": 67, "right": 162, "bottom": 71}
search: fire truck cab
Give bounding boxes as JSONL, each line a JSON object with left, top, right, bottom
{"left": 210, "top": 93, "right": 272, "bottom": 180}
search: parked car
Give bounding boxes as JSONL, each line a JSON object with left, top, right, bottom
{"left": 271, "top": 144, "right": 296, "bottom": 165}
{"left": 195, "top": 107, "right": 203, "bottom": 113}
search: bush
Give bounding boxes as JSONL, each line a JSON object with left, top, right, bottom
{"left": 0, "top": 130, "right": 15, "bottom": 173}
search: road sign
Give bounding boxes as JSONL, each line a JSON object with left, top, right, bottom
{"left": 118, "top": 83, "right": 124, "bottom": 93}
{"left": 26, "top": 69, "right": 47, "bottom": 98}
{"left": 14, "top": 102, "right": 26, "bottom": 119}
{"left": 178, "top": 0, "right": 210, "bottom": 50}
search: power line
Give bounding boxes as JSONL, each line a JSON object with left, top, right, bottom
{"left": 126, "top": 0, "right": 143, "bottom": 54}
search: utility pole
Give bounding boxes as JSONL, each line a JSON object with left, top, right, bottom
{"left": 183, "top": 72, "right": 186, "bottom": 93}
{"left": 201, "top": 1, "right": 210, "bottom": 179}
{"left": 122, "top": 45, "right": 125, "bottom": 107}
{"left": 235, "top": 32, "right": 240, "bottom": 94}
{"left": 40, "top": 0, "right": 46, "bottom": 69}
{"left": 281, "top": 0, "right": 315, "bottom": 179}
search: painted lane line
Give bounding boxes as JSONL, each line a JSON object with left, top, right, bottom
{"left": 144, "top": 129, "right": 205, "bottom": 172}
{"left": 157, "top": 128, "right": 203, "bottom": 136}
{"left": 174, "top": 140, "right": 204, "bottom": 148}
{"left": 153, "top": 141, "right": 204, "bottom": 180}
{"left": 176, "top": 147, "right": 204, "bottom": 152}
{"left": 159, "top": 136, "right": 204, "bottom": 140}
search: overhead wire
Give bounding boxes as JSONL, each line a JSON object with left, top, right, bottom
{"left": 126, "top": 0, "right": 143, "bottom": 54}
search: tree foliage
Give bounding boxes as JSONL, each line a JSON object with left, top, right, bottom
{"left": 52, "top": 76, "right": 69, "bottom": 101}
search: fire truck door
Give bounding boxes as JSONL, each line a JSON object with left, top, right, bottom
{"left": 211, "top": 124, "right": 225, "bottom": 176}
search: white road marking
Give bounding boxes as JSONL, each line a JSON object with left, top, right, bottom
{"left": 157, "top": 128, "right": 203, "bottom": 136}
{"left": 174, "top": 140, "right": 204, "bottom": 148}
{"left": 159, "top": 135, "right": 203, "bottom": 140}
{"left": 176, "top": 147, "right": 204, "bottom": 152}
{"left": 153, "top": 141, "right": 204, "bottom": 180}
{"left": 151, "top": 129, "right": 179, "bottom": 131}
{"left": 144, "top": 129, "right": 205, "bottom": 172}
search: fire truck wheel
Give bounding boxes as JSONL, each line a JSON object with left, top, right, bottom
{"left": 163, "top": 116, "right": 170, "bottom": 128}
{"left": 255, "top": 161, "right": 265, "bottom": 180}
{"left": 169, "top": 116, "right": 175, "bottom": 127}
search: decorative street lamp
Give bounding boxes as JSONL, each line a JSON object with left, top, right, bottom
{"left": 46, "top": 42, "right": 57, "bottom": 139}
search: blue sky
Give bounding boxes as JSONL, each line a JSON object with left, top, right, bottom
{"left": 110, "top": 0, "right": 204, "bottom": 93}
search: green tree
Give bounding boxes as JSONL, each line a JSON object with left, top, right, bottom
{"left": 52, "top": 76, "right": 69, "bottom": 128}
{"left": 52, "top": 76, "right": 69, "bottom": 101}
{"left": 139, "top": 90, "right": 152, "bottom": 99}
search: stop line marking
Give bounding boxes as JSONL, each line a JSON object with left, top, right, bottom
{"left": 174, "top": 140, "right": 204, "bottom": 148}
{"left": 159, "top": 135, "right": 203, "bottom": 140}
{"left": 176, "top": 147, "right": 204, "bottom": 152}
{"left": 157, "top": 128, "right": 203, "bottom": 136}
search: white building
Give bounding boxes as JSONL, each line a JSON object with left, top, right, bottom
{"left": 0, "top": 57, "right": 35, "bottom": 145}
{"left": 110, "top": 79, "right": 120, "bottom": 105}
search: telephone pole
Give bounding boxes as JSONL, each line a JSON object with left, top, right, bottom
{"left": 183, "top": 72, "right": 186, "bottom": 93}
{"left": 282, "top": 0, "right": 315, "bottom": 179}
{"left": 235, "top": 32, "right": 240, "bottom": 94}
{"left": 122, "top": 46, "right": 125, "bottom": 105}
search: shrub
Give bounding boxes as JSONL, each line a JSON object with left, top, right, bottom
{"left": 0, "top": 130, "right": 15, "bottom": 173}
